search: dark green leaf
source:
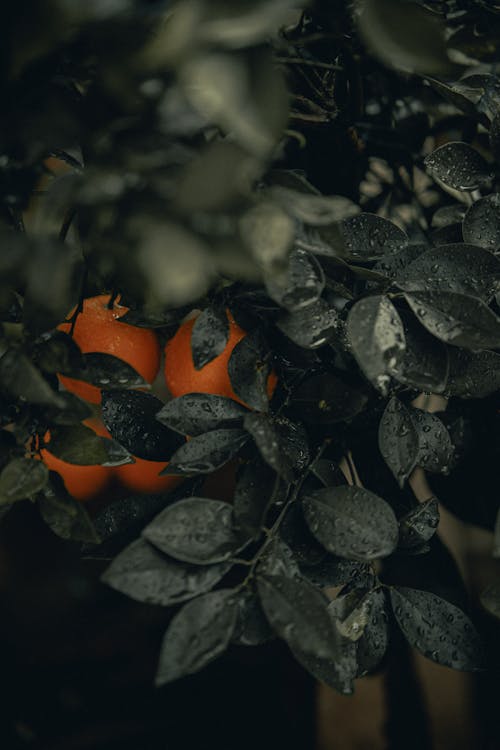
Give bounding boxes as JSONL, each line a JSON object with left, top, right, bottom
{"left": 191, "top": 306, "right": 229, "bottom": 370}
{"left": 71, "top": 353, "right": 149, "bottom": 390}
{"left": 257, "top": 574, "right": 341, "bottom": 660}
{"left": 276, "top": 298, "right": 341, "bottom": 349}
{"left": 462, "top": 194, "right": 500, "bottom": 252}
{"left": 143, "top": 496, "right": 245, "bottom": 564}
{"left": 228, "top": 330, "right": 272, "bottom": 411}
{"left": 102, "top": 390, "right": 184, "bottom": 461}
{"left": 405, "top": 290, "right": 500, "bottom": 349}
{"left": 424, "top": 142, "right": 492, "bottom": 192}
{"left": 155, "top": 589, "right": 238, "bottom": 686}
{"left": 390, "top": 587, "right": 484, "bottom": 671}
{"left": 156, "top": 393, "right": 246, "bottom": 436}
{"left": 161, "top": 428, "right": 249, "bottom": 476}
{"left": 445, "top": 348, "right": 500, "bottom": 398}
{"left": 409, "top": 408, "right": 454, "bottom": 474}
{"left": 347, "top": 296, "right": 406, "bottom": 395}
{"left": 264, "top": 247, "right": 325, "bottom": 312}
{"left": 101, "top": 538, "right": 231, "bottom": 606}
{"left": 378, "top": 397, "right": 419, "bottom": 487}
{"left": 480, "top": 583, "right": 500, "bottom": 620}
{"left": 0, "top": 349, "right": 65, "bottom": 407}
{"left": 302, "top": 486, "right": 399, "bottom": 561}
{"left": 232, "top": 457, "right": 277, "bottom": 538}
{"left": 395, "top": 243, "right": 500, "bottom": 301}
{"left": 244, "top": 413, "right": 309, "bottom": 482}
{"left": 232, "top": 587, "right": 274, "bottom": 646}
{"left": 340, "top": 213, "right": 408, "bottom": 260}
{"left": 399, "top": 497, "right": 440, "bottom": 550}
{"left": 39, "top": 482, "right": 100, "bottom": 544}
{"left": 0, "top": 457, "right": 48, "bottom": 505}
{"left": 388, "top": 311, "right": 449, "bottom": 393}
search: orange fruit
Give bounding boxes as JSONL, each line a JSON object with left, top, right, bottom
{"left": 114, "top": 456, "right": 182, "bottom": 495}
{"left": 39, "top": 418, "right": 112, "bottom": 502}
{"left": 164, "top": 309, "right": 277, "bottom": 406}
{"left": 58, "top": 294, "right": 161, "bottom": 404}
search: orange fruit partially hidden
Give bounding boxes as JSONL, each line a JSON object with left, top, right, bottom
{"left": 58, "top": 294, "right": 161, "bottom": 404}
{"left": 39, "top": 418, "right": 113, "bottom": 502}
{"left": 164, "top": 309, "right": 277, "bottom": 407}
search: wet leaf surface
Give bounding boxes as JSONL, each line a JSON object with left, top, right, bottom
{"left": 395, "top": 243, "right": 500, "bottom": 301}
{"left": 155, "top": 589, "right": 238, "bottom": 685}
{"left": 405, "top": 290, "right": 500, "bottom": 349}
{"left": 340, "top": 213, "right": 408, "bottom": 260}
{"left": 191, "top": 306, "right": 229, "bottom": 370}
{"left": 389, "top": 311, "right": 449, "bottom": 393}
{"left": 70, "top": 353, "right": 149, "bottom": 390}
{"left": 143, "top": 496, "right": 246, "bottom": 564}
{"left": 244, "top": 413, "right": 309, "bottom": 482}
{"left": 462, "top": 194, "right": 500, "bottom": 252}
{"left": 257, "top": 573, "right": 341, "bottom": 661}
{"left": 228, "top": 330, "right": 273, "bottom": 411}
{"left": 101, "top": 538, "right": 231, "bottom": 606}
{"left": 424, "top": 142, "right": 492, "bottom": 191}
{"left": 390, "top": 587, "right": 484, "bottom": 671}
{"left": 399, "top": 497, "right": 440, "bottom": 550}
{"left": 302, "top": 486, "right": 399, "bottom": 561}
{"left": 156, "top": 393, "right": 247, "bottom": 436}
{"left": 409, "top": 409, "right": 454, "bottom": 474}
{"left": 232, "top": 587, "right": 274, "bottom": 646}
{"left": 276, "top": 298, "right": 341, "bottom": 349}
{"left": 161, "top": 428, "right": 249, "bottom": 475}
{"left": 378, "top": 397, "right": 419, "bottom": 487}
{"left": 445, "top": 348, "right": 500, "bottom": 398}
{"left": 102, "top": 390, "right": 184, "bottom": 461}
{"left": 347, "top": 296, "right": 406, "bottom": 395}
{"left": 232, "top": 457, "right": 277, "bottom": 538}
{"left": 264, "top": 246, "right": 325, "bottom": 312}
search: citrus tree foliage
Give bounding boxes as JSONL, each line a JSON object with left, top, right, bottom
{"left": 1, "top": 0, "right": 500, "bottom": 693}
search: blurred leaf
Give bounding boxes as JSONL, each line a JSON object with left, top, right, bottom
{"left": 0, "top": 457, "right": 48, "bottom": 505}
{"left": 357, "top": 0, "right": 452, "bottom": 76}
{"left": 480, "top": 583, "right": 500, "bottom": 620}
{"left": 293, "top": 372, "right": 368, "bottom": 424}
{"left": 0, "top": 349, "right": 65, "bottom": 408}
{"left": 239, "top": 200, "right": 295, "bottom": 272}
{"left": 445, "top": 348, "right": 500, "bottom": 398}
{"left": 39, "top": 481, "right": 100, "bottom": 544}
{"left": 269, "top": 187, "right": 360, "bottom": 226}
{"left": 232, "top": 587, "right": 274, "bottom": 646}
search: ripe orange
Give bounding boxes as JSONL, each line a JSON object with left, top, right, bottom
{"left": 114, "top": 456, "right": 182, "bottom": 495}
{"left": 58, "top": 294, "right": 161, "bottom": 404}
{"left": 164, "top": 309, "right": 277, "bottom": 406}
{"left": 39, "top": 418, "right": 112, "bottom": 502}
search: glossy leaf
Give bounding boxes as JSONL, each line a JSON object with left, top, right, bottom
{"left": 445, "top": 348, "right": 500, "bottom": 398}
{"left": 405, "top": 290, "right": 500, "bottom": 349}
{"left": 264, "top": 246, "right": 325, "bottom": 312}
{"left": 378, "top": 397, "right": 419, "bottom": 487}
{"left": 156, "top": 393, "right": 247, "bottom": 436}
{"left": 302, "top": 486, "right": 399, "bottom": 561}
{"left": 101, "top": 538, "right": 231, "bottom": 606}
{"left": 390, "top": 587, "right": 484, "bottom": 671}
{"left": 347, "top": 296, "right": 406, "bottom": 395}
{"left": 424, "top": 142, "right": 492, "bottom": 192}
{"left": 276, "top": 298, "right": 341, "bottom": 349}
{"left": 155, "top": 589, "right": 238, "bottom": 686}
{"left": 462, "top": 194, "right": 500, "bottom": 252}
{"left": 244, "top": 413, "right": 309, "bottom": 482}
{"left": 399, "top": 497, "right": 440, "bottom": 550}
{"left": 228, "top": 330, "right": 272, "bottom": 411}
{"left": 340, "top": 213, "right": 408, "bottom": 260}
{"left": 161, "top": 428, "right": 249, "bottom": 476}
{"left": 143, "top": 497, "right": 245, "bottom": 564}
{"left": 191, "top": 306, "right": 229, "bottom": 370}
